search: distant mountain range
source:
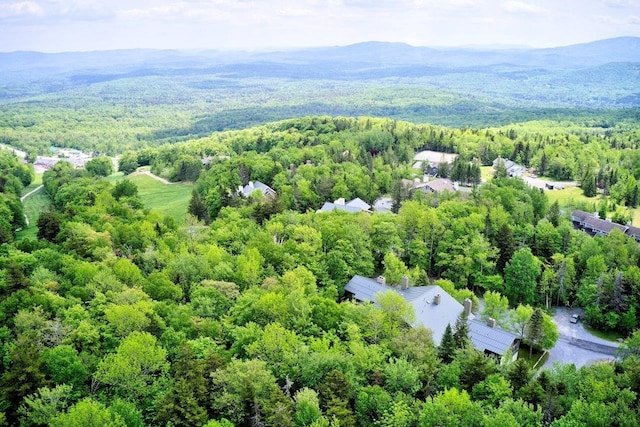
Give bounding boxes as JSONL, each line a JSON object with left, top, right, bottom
{"left": 1, "top": 37, "right": 639, "bottom": 111}
{"left": 2, "top": 37, "right": 639, "bottom": 78}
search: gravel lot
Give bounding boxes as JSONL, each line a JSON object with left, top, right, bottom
{"left": 543, "top": 307, "right": 619, "bottom": 369}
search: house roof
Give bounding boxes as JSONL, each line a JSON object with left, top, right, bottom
{"left": 241, "top": 181, "right": 275, "bottom": 197}
{"left": 425, "top": 179, "right": 456, "bottom": 193}
{"left": 373, "top": 197, "right": 393, "bottom": 214}
{"left": 344, "top": 275, "right": 519, "bottom": 353}
{"left": 493, "top": 157, "right": 524, "bottom": 173}
{"left": 468, "top": 320, "right": 520, "bottom": 356}
{"left": 345, "top": 275, "right": 431, "bottom": 302}
{"left": 411, "top": 285, "right": 472, "bottom": 345}
{"left": 317, "top": 202, "right": 363, "bottom": 213}
{"left": 583, "top": 215, "right": 627, "bottom": 234}
{"left": 627, "top": 225, "right": 640, "bottom": 238}
{"left": 571, "top": 210, "right": 592, "bottom": 222}
{"left": 346, "top": 197, "right": 371, "bottom": 211}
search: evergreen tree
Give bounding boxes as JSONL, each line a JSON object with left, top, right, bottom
{"left": 581, "top": 168, "right": 597, "bottom": 197}
{"left": 547, "top": 200, "right": 560, "bottom": 227}
{"left": 508, "top": 358, "right": 532, "bottom": 394}
{"left": 453, "top": 310, "right": 471, "bottom": 350}
{"left": 438, "top": 324, "right": 456, "bottom": 363}
{"left": 188, "top": 190, "right": 209, "bottom": 224}
{"left": 526, "top": 308, "right": 544, "bottom": 359}
{"left": 539, "top": 152, "right": 548, "bottom": 176}
{"left": 495, "top": 223, "right": 515, "bottom": 273}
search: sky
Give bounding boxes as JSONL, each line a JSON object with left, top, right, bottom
{"left": 1, "top": 0, "right": 639, "bottom": 52}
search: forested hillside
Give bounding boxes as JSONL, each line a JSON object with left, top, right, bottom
{"left": 1, "top": 38, "right": 639, "bottom": 158}
{"left": 3, "top": 115, "right": 640, "bottom": 425}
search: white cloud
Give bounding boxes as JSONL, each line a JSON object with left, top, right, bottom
{"left": 604, "top": 0, "right": 640, "bottom": 8}
{"left": 502, "top": 1, "right": 547, "bottom": 15}
{"left": 0, "top": 1, "right": 43, "bottom": 18}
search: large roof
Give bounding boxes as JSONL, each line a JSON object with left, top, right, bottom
{"left": 425, "top": 179, "right": 456, "bottom": 193}
{"left": 571, "top": 210, "right": 592, "bottom": 222}
{"left": 317, "top": 202, "right": 363, "bottom": 213}
{"left": 241, "top": 181, "right": 275, "bottom": 197}
{"left": 346, "top": 197, "right": 371, "bottom": 211}
{"left": 469, "top": 320, "right": 520, "bottom": 356}
{"left": 344, "top": 275, "right": 518, "bottom": 353}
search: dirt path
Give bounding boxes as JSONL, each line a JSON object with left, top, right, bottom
{"left": 128, "top": 170, "right": 176, "bottom": 185}
{"left": 21, "top": 185, "right": 44, "bottom": 202}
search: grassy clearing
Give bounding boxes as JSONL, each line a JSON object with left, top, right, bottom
{"left": 16, "top": 186, "right": 52, "bottom": 240}
{"left": 518, "top": 344, "right": 548, "bottom": 369}
{"left": 480, "top": 166, "right": 493, "bottom": 182}
{"left": 583, "top": 324, "right": 625, "bottom": 342}
{"left": 545, "top": 187, "right": 596, "bottom": 209}
{"left": 21, "top": 173, "right": 43, "bottom": 196}
{"left": 110, "top": 174, "right": 193, "bottom": 223}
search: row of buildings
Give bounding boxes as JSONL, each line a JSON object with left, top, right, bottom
{"left": 571, "top": 210, "right": 640, "bottom": 242}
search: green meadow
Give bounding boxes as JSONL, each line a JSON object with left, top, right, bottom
{"left": 17, "top": 185, "right": 52, "bottom": 240}
{"left": 109, "top": 173, "right": 193, "bottom": 223}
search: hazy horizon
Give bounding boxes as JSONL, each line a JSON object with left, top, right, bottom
{"left": 2, "top": 0, "right": 639, "bottom": 53}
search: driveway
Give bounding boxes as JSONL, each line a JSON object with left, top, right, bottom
{"left": 543, "top": 307, "right": 619, "bottom": 368}
{"left": 523, "top": 176, "right": 577, "bottom": 190}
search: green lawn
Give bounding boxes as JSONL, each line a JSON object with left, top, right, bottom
{"left": 480, "top": 166, "right": 493, "bottom": 182}
{"left": 583, "top": 324, "right": 625, "bottom": 342}
{"left": 518, "top": 344, "right": 548, "bottom": 370}
{"left": 21, "top": 172, "right": 43, "bottom": 196}
{"left": 545, "top": 186, "right": 596, "bottom": 209}
{"left": 111, "top": 174, "right": 193, "bottom": 223}
{"left": 16, "top": 186, "right": 52, "bottom": 240}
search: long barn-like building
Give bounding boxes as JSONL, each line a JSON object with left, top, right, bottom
{"left": 571, "top": 210, "right": 640, "bottom": 242}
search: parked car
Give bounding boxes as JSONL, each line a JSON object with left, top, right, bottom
{"left": 570, "top": 314, "right": 580, "bottom": 323}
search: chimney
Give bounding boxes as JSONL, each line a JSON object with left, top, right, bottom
{"left": 434, "top": 293, "right": 441, "bottom": 305}
{"left": 335, "top": 198, "right": 346, "bottom": 205}
{"left": 248, "top": 181, "right": 254, "bottom": 189}
{"left": 463, "top": 298, "right": 472, "bottom": 316}
{"left": 401, "top": 275, "right": 409, "bottom": 290}
{"left": 238, "top": 185, "right": 244, "bottom": 193}
{"left": 377, "top": 276, "right": 386, "bottom": 285}
{"left": 487, "top": 318, "right": 496, "bottom": 328}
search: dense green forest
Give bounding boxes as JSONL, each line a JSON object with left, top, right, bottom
{"left": 2, "top": 37, "right": 640, "bottom": 427}
{"left": 2, "top": 39, "right": 639, "bottom": 158}
{"left": 2, "top": 115, "right": 640, "bottom": 425}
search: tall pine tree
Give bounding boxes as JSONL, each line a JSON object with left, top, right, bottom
{"left": 453, "top": 311, "right": 471, "bottom": 350}
{"left": 438, "top": 324, "right": 456, "bottom": 363}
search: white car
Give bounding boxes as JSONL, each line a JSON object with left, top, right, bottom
{"left": 570, "top": 314, "right": 580, "bottom": 323}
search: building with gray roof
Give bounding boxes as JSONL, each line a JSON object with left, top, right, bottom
{"left": 344, "top": 275, "right": 520, "bottom": 360}
{"left": 493, "top": 157, "right": 526, "bottom": 177}
{"left": 571, "top": 209, "right": 640, "bottom": 240}
{"left": 317, "top": 197, "right": 372, "bottom": 213}
{"left": 317, "top": 202, "right": 363, "bottom": 214}
{"left": 239, "top": 181, "right": 276, "bottom": 198}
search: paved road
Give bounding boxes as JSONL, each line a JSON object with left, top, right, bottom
{"left": 543, "top": 307, "right": 619, "bottom": 368}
